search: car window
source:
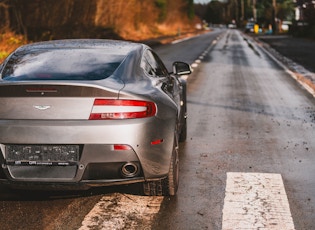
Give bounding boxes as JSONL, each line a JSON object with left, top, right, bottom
{"left": 1, "top": 48, "right": 125, "bottom": 81}
{"left": 142, "top": 50, "right": 168, "bottom": 77}
{"left": 141, "top": 55, "right": 154, "bottom": 76}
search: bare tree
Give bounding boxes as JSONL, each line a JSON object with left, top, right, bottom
{"left": 11, "top": 0, "right": 28, "bottom": 39}
{"left": 0, "top": 0, "right": 10, "bottom": 32}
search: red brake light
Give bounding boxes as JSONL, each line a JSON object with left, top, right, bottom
{"left": 89, "top": 99, "right": 157, "bottom": 120}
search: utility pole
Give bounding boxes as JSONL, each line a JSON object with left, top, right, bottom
{"left": 252, "top": 0, "right": 257, "bottom": 22}
{"left": 272, "top": 0, "right": 276, "bottom": 34}
{"left": 234, "top": 0, "right": 239, "bottom": 25}
{"left": 241, "top": 0, "right": 244, "bottom": 22}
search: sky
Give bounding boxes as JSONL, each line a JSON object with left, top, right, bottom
{"left": 194, "top": 0, "right": 211, "bottom": 3}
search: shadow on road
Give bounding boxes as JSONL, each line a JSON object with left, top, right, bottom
{"left": 0, "top": 183, "right": 144, "bottom": 201}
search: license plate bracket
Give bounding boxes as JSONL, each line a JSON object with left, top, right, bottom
{"left": 5, "top": 145, "right": 80, "bottom": 166}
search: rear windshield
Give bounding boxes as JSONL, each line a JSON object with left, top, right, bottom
{"left": 1, "top": 48, "right": 125, "bottom": 81}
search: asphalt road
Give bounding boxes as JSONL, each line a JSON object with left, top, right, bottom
{"left": 153, "top": 29, "right": 315, "bottom": 229}
{"left": 0, "top": 29, "right": 314, "bottom": 230}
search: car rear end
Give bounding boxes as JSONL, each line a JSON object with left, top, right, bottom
{"left": 0, "top": 40, "right": 177, "bottom": 190}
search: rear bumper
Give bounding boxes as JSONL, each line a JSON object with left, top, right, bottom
{"left": 0, "top": 117, "right": 176, "bottom": 178}
{"left": 0, "top": 143, "right": 168, "bottom": 190}
{"left": 0, "top": 143, "right": 146, "bottom": 186}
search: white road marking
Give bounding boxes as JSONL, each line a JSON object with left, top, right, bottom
{"left": 191, "top": 63, "right": 199, "bottom": 68}
{"left": 79, "top": 172, "right": 296, "bottom": 229}
{"left": 78, "top": 193, "right": 163, "bottom": 230}
{"left": 222, "top": 172, "right": 295, "bottom": 230}
{"left": 178, "top": 34, "right": 221, "bottom": 81}
{"left": 172, "top": 36, "right": 194, "bottom": 44}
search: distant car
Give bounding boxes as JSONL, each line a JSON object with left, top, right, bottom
{"left": 245, "top": 22, "right": 255, "bottom": 33}
{"left": 281, "top": 21, "right": 292, "bottom": 32}
{"left": 228, "top": 24, "right": 237, "bottom": 29}
{"left": 0, "top": 39, "right": 191, "bottom": 196}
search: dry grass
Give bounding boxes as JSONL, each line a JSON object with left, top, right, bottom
{"left": 0, "top": 31, "right": 26, "bottom": 63}
{"left": 0, "top": 18, "right": 197, "bottom": 63}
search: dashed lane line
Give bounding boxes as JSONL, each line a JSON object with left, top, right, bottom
{"left": 222, "top": 172, "right": 295, "bottom": 230}
{"left": 187, "top": 37, "right": 219, "bottom": 74}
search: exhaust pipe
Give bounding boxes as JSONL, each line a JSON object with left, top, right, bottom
{"left": 121, "top": 162, "right": 139, "bottom": 178}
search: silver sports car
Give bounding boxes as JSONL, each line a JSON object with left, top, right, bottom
{"left": 0, "top": 39, "right": 191, "bottom": 196}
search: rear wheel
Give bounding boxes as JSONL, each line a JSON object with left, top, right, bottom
{"left": 143, "top": 141, "right": 179, "bottom": 196}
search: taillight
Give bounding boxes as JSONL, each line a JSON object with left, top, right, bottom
{"left": 89, "top": 99, "right": 157, "bottom": 120}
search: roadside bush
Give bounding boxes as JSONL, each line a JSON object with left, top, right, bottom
{"left": 0, "top": 31, "right": 26, "bottom": 63}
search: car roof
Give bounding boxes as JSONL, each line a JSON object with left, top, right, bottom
{"left": 15, "top": 39, "right": 147, "bottom": 54}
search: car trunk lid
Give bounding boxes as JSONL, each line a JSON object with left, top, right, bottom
{"left": 0, "top": 83, "right": 121, "bottom": 120}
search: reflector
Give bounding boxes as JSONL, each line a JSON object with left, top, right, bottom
{"left": 113, "top": 144, "right": 132, "bottom": 151}
{"left": 151, "top": 139, "right": 164, "bottom": 145}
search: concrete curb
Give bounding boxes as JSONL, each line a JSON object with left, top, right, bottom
{"left": 244, "top": 33, "right": 315, "bottom": 97}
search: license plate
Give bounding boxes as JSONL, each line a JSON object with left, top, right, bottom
{"left": 5, "top": 145, "right": 79, "bottom": 166}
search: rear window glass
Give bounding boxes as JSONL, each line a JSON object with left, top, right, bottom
{"left": 1, "top": 48, "right": 125, "bottom": 81}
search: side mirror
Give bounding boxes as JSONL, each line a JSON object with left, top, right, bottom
{"left": 172, "top": 61, "right": 191, "bottom": 76}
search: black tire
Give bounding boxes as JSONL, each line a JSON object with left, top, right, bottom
{"left": 143, "top": 141, "right": 179, "bottom": 196}
{"left": 179, "top": 80, "right": 187, "bottom": 142}
{"left": 179, "top": 116, "right": 187, "bottom": 142}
